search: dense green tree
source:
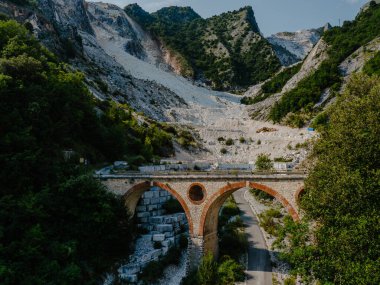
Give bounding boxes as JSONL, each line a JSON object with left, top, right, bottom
{"left": 0, "top": 19, "right": 172, "bottom": 284}
{"left": 280, "top": 74, "right": 380, "bottom": 284}
{"left": 255, "top": 153, "right": 273, "bottom": 171}
{"left": 363, "top": 51, "right": 380, "bottom": 76}
{"left": 217, "top": 257, "right": 245, "bottom": 285}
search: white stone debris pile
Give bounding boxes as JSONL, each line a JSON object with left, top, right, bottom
{"left": 117, "top": 187, "right": 188, "bottom": 284}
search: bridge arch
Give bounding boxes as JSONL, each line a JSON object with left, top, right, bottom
{"left": 199, "top": 181, "right": 299, "bottom": 256}
{"left": 295, "top": 187, "right": 305, "bottom": 206}
{"left": 122, "top": 181, "right": 194, "bottom": 234}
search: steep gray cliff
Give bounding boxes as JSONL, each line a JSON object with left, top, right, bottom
{"left": 268, "top": 29, "right": 322, "bottom": 66}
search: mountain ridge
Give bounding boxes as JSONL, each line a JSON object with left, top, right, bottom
{"left": 124, "top": 3, "right": 280, "bottom": 91}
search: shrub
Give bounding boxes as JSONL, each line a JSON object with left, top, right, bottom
{"left": 225, "top": 138, "right": 234, "bottom": 146}
{"left": 295, "top": 141, "right": 309, "bottom": 149}
{"left": 197, "top": 253, "right": 218, "bottom": 285}
{"left": 363, "top": 51, "right": 380, "bottom": 76}
{"left": 257, "top": 139, "right": 261, "bottom": 145}
{"left": 220, "top": 148, "right": 227, "bottom": 154}
{"left": 265, "top": 208, "right": 283, "bottom": 219}
{"left": 274, "top": 157, "right": 292, "bottom": 163}
{"left": 218, "top": 137, "right": 225, "bottom": 142}
{"left": 239, "top": 137, "right": 246, "bottom": 143}
{"left": 284, "top": 277, "right": 296, "bottom": 285}
{"left": 220, "top": 198, "right": 240, "bottom": 217}
{"left": 258, "top": 213, "right": 278, "bottom": 236}
{"left": 217, "top": 256, "right": 245, "bottom": 284}
{"left": 250, "top": 188, "right": 274, "bottom": 201}
{"left": 177, "top": 130, "right": 196, "bottom": 148}
{"left": 255, "top": 153, "right": 273, "bottom": 170}
{"left": 219, "top": 228, "right": 248, "bottom": 260}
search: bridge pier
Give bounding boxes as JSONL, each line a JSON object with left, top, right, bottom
{"left": 187, "top": 235, "right": 205, "bottom": 272}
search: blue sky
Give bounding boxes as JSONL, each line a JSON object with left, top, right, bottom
{"left": 88, "top": 0, "right": 369, "bottom": 36}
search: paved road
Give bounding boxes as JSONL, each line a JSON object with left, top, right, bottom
{"left": 233, "top": 189, "right": 272, "bottom": 285}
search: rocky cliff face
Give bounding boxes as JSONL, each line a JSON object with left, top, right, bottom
{"left": 246, "top": 38, "right": 329, "bottom": 120}
{"left": 268, "top": 29, "right": 322, "bottom": 66}
{"left": 22, "top": 0, "right": 188, "bottom": 121}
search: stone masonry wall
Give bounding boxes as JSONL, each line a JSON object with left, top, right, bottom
{"left": 117, "top": 187, "right": 188, "bottom": 284}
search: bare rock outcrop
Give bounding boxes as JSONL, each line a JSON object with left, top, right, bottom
{"left": 247, "top": 38, "right": 329, "bottom": 120}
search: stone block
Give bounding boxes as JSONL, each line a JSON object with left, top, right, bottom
{"left": 147, "top": 204, "right": 158, "bottom": 211}
{"left": 150, "top": 197, "right": 160, "bottom": 204}
{"left": 157, "top": 209, "right": 165, "bottom": 215}
{"left": 139, "top": 217, "right": 148, "bottom": 223}
{"left": 143, "top": 191, "right": 154, "bottom": 199}
{"left": 149, "top": 216, "right": 163, "bottom": 224}
{"left": 161, "top": 239, "right": 172, "bottom": 248}
{"left": 136, "top": 205, "right": 146, "bottom": 212}
{"left": 164, "top": 216, "right": 176, "bottom": 224}
{"left": 121, "top": 264, "right": 140, "bottom": 275}
{"left": 142, "top": 198, "right": 150, "bottom": 205}
{"left": 161, "top": 246, "right": 169, "bottom": 255}
{"left": 157, "top": 224, "right": 173, "bottom": 233}
{"left": 140, "top": 234, "right": 152, "bottom": 241}
{"left": 152, "top": 191, "right": 160, "bottom": 198}
{"left": 136, "top": 212, "right": 150, "bottom": 218}
{"left": 151, "top": 249, "right": 162, "bottom": 259}
{"left": 160, "top": 191, "right": 168, "bottom": 197}
{"left": 121, "top": 274, "right": 138, "bottom": 283}
{"left": 153, "top": 234, "right": 166, "bottom": 242}
{"left": 165, "top": 231, "right": 174, "bottom": 238}
{"left": 159, "top": 197, "right": 167, "bottom": 203}
{"left": 168, "top": 237, "right": 175, "bottom": 244}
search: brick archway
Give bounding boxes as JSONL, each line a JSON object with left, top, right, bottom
{"left": 295, "top": 187, "right": 305, "bottom": 206}
{"left": 122, "top": 181, "right": 194, "bottom": 235}
{"left": 199, "top": 181, "right": 299, "bottom": 256}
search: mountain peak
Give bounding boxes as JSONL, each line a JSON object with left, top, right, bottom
{"left": 124, "top": 3, "right": 154, "bottom": 25}
{"left": 152, "top": 6, "right": 202, "bottom": 23}
{"left": 209, "top": 5, "right": 260, "bottom": 34}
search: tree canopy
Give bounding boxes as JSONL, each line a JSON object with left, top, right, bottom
{"left": 0, "top": 20, "right": 173, "bottom": 284}
{"left": 282, "top": 74, "right": 380, "bottom": 284}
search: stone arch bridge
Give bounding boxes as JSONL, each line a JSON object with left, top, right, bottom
{"left": 100, "top": 172, "right": 305, "bottom": 269}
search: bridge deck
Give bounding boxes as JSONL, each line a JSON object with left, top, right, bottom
{"left": 98, "top": 171, "right": 307, "bottom": 181}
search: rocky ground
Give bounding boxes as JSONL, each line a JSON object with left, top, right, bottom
{"left": 180, "top": 119, "right": 313, "bottom": 164}
{"left": 157, "top": 251, "right": 188, "bottom": 285}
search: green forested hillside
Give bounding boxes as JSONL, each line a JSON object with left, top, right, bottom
{"left": 125, "top": 5, "right": 280, "bottom": 90}
{"left": 0, "top": 20, "right": 172, "bottom": 284}
{"left": 269, "top": 2, "right": 380, "bottom": 125}
{"left": 277, "top": 74, "right": 380, "bottom": 284}
{"left": 241, "top": 63, "right": 301, "bottom": 105}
